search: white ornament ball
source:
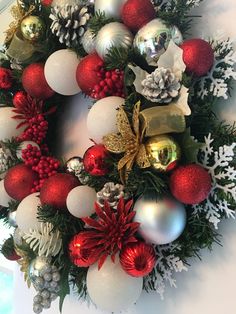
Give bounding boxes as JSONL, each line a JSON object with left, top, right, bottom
{"left": 87, "top": 258, "right": 143, "bottom": 312}
{"left": 96, "top": 22, "right": 133, "bottom": 59}
{"left": 16, "top": 141, "right": 40, "bottom": 160}
{"left": 66, "top": 185, "right": 97, "bottom": 218}
{"left": 44, "top": 49, "right": 81, "bottom": 96}
{"left": 0, "top": 107, "right": 25, "bottom": 141}
{"left": 95, "top": 0, "right": 127, "bottom": 19}
{"left": 0, "top": 180, "right": 12, "bottom": 207}
{"left": 87, "top": 96, "right": 124, "bottom": 143}
{"left": 81, "top": 29, "right": 96, "bottom": 54}
{"left": 16, "top": 193, "right": 41, "bottom": 232}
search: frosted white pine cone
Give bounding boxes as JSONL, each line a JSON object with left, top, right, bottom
{"left": 97, "top": 182, "right": 126, "bottom": 209}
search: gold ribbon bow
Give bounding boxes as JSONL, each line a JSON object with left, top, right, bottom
{"left": 103, "top": 101, "right": 151, "bottom": 183}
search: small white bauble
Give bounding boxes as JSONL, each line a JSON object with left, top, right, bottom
{"left": 81, "top": 29, "right": 96, "bottom": 54}
{"left": 66, "top": 185, "right": 97, "bottom": 218}
{"left": 87, "top": 96, "right": 124, "bottom": 143}
{"left": 95, "top": 0, "right": 127, "bottom": 19}
{"left": 0, "top": 180, "right": 12, "bottom": 207}
{"left": 16, "top": 141, "right": 40, "bottom": 160}
{"left": 0, "top": 107, "right": 25, "bottom": 141}
{"left": 87, "top": 258, "right": 143, "bottom": 312}
{"left": 44, "top": 49, "right": 81, "bottom": 96}
{"left": 16, "top": 193, "right": 41, "bottom": 232}
{"left": 96, "top": 22, "right": 133, "bottom": 59}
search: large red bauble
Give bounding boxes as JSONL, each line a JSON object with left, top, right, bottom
{"left": 120, "top": 242, "right": 156, "bottom": 277}
{"left": 76, "top": 53, "right": 103, "bottom": 95}
{"left": 121, "top": 0, "right": 156, "bottom": 33}
{"left": 4, "top": 164, "right": 38, "bottom": 201}
{"left": 69, "top": 232, "right": 99, "bottom": 267}
{"left": 180, "top": 39, "right": 214, "bottom": 77}
{"left": 40, "top": 173, "right": 79, "bottom": 208}
{"left": 83, "top": 145, "right": 110, "bottom": 176}
{"left": 22, "top": 63, "right": 55, "bottom": 100}
{"left": 170, "top": 164, "right": 212, "bottom": 205}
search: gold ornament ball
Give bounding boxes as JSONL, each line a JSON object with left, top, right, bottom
{"left": 145, "top": 135, "right": 181, "bottom": 172}
{"left": 21, "top": 16, "right": 45, "bottom": 42}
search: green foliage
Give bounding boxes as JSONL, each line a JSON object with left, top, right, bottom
{"left": 0, "top": 235, "right": 16, "bottom": 257}
{"left": 88, "top": 11, "right": 116, "bottom": 35}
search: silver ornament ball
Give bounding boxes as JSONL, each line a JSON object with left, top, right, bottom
{"left": 81, "top": 29, "right": 96, "bottom": 54}
{"left": 8, "top": 210, "right": 17, "bottom": 227}
{"left": 94, "top": 0, "right": 126, "bottom": 19}
{"left": 66, "top": 156, "right": 83, "bottom": 174}
{"left": 133, "top": 193, "right": 186, "bottom": 245}
{"left": 96, "top": 22, "right": 133, "bottom": 59}
{"left": 133, "top": 18, "right": 172, "bottom": 66}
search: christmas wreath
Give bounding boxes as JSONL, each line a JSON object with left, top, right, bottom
{"left": 0, "top": 0, "right": 236, "bottom": 313}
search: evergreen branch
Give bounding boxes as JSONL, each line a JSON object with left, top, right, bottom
{"left": 88, "top": 11, "right": 116, "bottom": 35}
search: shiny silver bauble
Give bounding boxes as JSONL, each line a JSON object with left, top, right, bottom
{"left": 133, "top": 193, "right": 186, "bottom": 245}
{"left": 81, "top": 29, "right": 96, "bottom": 54}
{"left": 96, "top": 22, "right": 133, "bottom": 59}
{"left": 94, "top": 0, "right": 127, "bottom": 19}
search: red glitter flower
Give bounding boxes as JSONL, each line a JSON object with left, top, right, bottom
{"left": 81, "top": 198, "right": 140, "bottom": 269}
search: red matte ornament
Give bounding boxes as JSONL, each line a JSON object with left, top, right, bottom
{"left": 22, "top": 63, "right": 55, "bottom": 100}
{"left": 40, "top": 173, "right": 79, "bottom": 208}
{"left": 69, "top": 232, "right": 100, "bottom": 267}
{"left": 180, "top": 39, "right": 214, "bottom": 77}
{"left": 0, "top": 67, "right": 13, "bottom": 89}
{"left": 121, "top": 0, "right": 156, "bottom": 33}
{"left": 4, "top": 164, "right": 38, "bottom": 201}
{"left": 83, "top": 145, "right": 110, "bottom": 176}
{"left": 120, "top": 241, "right": 156, "bottom": 277}
{"left": 170, "top": 164, "right": 212, "bottom": 205}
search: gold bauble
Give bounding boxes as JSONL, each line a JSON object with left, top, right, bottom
{"left": 21, "top": 16, "right": 45, "bottom": 42}
{"left": 145, "top": 135, "right": 181, "bottom": 172}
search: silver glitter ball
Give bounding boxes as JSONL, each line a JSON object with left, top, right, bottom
{"left": 81, "top": 29, "right": 96, "bottom": 54}
{"left": 96, "top": 22, "right": 133, "bottom": 59}
{"left": 94, "top": 0, "right": 126, "bottom": 19}
{"left": 133, "top": 18, "right": 172, "bottom": 66}
{"left": 133, "top": 193, "right": 186, "bottom": 245}
{"left": 171, "top": 25, "right": 183, "bottom": 45}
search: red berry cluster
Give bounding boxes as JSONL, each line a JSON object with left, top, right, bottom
{"left": 22, "top": 144, "right": 60, "bottom": 192}
{"left": 0, "top": 67, "right": 13, "bottom": 89}
{"left": 18, "top": 114, "right": 48, "bottom": 144}
{"left": 91, "top": 64, "right": 125, "bottom": 99}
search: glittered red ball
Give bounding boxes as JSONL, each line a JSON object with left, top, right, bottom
{"left": 121, "top": 0, "right": 156, "bottom": 33}
{"left": 180, "top": 39, "right": 214, "bottom": 77}
{"left": 69, "top": 232, "right": 99, "bottom": 267}
{"left": 40, "top": 173, "right": 79, "bottom": 208}
{"left": 0, "top": 67, "right": 13, "bottom": 89}
{"left": 83, "top": 145, "right": 110, "bottom": 176}
{"left": 4, "top": 164, "right": 38, "bottom": 201}
{"left": 13, "top": 91, "right": 28, "bottom": 109}
{"left": 22, "top": 63, "right": 55, "bottom": 100}
{"left": 120, "top": 242, "right": 156, "bottom": 277}
{"left": 170, "top": 164, "right": 212, "bottom": 205}
{"left": 76, "top": 53, "right": 103, "bottom": 95}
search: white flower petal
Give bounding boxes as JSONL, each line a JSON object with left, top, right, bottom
{"left": 128, "top": 64, "right": 148, "bottom": 94}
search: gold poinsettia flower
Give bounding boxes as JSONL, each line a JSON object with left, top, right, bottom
{"left": 103, "top": 101, "right": 150, "bottom": 183}
{"left": 15, "top": 246, "right": 31, "bottom": 287}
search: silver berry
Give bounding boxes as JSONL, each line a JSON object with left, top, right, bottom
{"left": 41, "top": 299, "right": 51, "bottom": 309}
{"left": 41, "top": 289, "right": 50, "bottom": 299}
{"left": 52, "top": 272, "right": 61, "bottom": 282}
{"left": 43, "top": 273, "right": 52, "bottom": 281}
{"left": 50, "top": 281, "right": 58, "bottom": 289}
{"left": 33, "top": 303, "right": 43, "bottom": 314}
{"left": 50, "top": 293, "right": 58, "bottom": 301}
{"left": 33, "top": 294, "right": 42, "bottom": 303}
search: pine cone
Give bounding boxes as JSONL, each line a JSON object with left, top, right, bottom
{"left": 50, "top": 4, "right": 91, "bottom": 47}
{"left": 142, "top": 67, "right": 181, "bottom": 103}
{"left": 97, "top": 182, "right": 126, "bottom": 209}
{"left": 69, "top": 159, "right": 89, "bottom": 185}
{"left": 0, "top": 146, "right": 11, "bottom": 174}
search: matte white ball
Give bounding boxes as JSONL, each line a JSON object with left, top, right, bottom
{"left": 0, "top": 107, "right": 25, "bottom": 141}
{"left": 16, "top": 141, "right": 40, "bottom": 160}
{"left": 66, "top": 185, "right": 97, "bottom": 218}
{"left": 16, "top": 193, "right": 41, "bottom": 232}
{"left": 87, "top": 258, "right": 143, "bottom": 312}
{"left": 87, "top": 96, "right": 124, "bottom": 143}
{"left": 95, "top": 0, "right": 127, "bottom": 19}
{"left": 44, "top": 49, "right": 81, "bottom": 95}
{"left": 0, "top": 180, "right": 12, "bottom": 207}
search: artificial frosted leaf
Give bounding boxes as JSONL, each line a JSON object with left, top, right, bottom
{"left": 128, "top": 64, "right": 148, "bottom": 94}
{"left": 174, "top": 86, "right": 191, "bottom": 116}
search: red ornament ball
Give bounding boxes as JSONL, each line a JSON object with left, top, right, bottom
{"left": 0, "top": 67, "right": 13, "bottom": 89}
{"left": 69, "top": 232, "right": 99, "bottom": 267}
{"left": 13, "top": 91, "right": 28, "bottom": 109}
{"left": 4, "top": 164, "right": 38, "bottom": 201}
{"left": 40, "top": 173, "right": 78, "bottom": 208}
{"left": 83, "top": 145, "right": 110, "bottom": 176}
{"left": 170, "top": 164, "right": 212, "bottom": 205}
{"left": 22, "top": 63, "right": 55, "bottom": 100}
{"left": 76, "top": 53, "right": 103, "bottom": 95}
{"left": 180, "top": 39, "right": 214, "bottom": 77}
{"left": 121, "top": 0, "right": 156, "bottom": 33}
{"left": 120, "top": 242, "right": 156, "bottom": 277}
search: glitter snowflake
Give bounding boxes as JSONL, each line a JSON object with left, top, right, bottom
{"left": 196, "top": 35, "right": 236, "bottom": 99}
{"left": 193, "top": 134, "right": 236, "bottom": 229}
{"left": 145, "top": 243, "right": 187, "bottom": 298}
